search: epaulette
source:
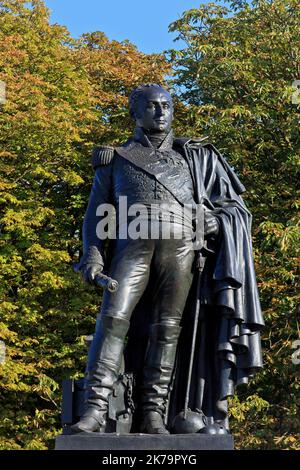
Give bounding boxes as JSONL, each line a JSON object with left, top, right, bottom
{"left": 91, "top": 146, "right": 115, "bottom": 170}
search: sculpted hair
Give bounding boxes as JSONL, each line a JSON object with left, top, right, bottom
{"left": 129, "top": 84, "right": 172, "bottom": 119}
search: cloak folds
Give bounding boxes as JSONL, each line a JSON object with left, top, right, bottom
{"left": 124, "top": 140, "right": 264, "bottom": 430}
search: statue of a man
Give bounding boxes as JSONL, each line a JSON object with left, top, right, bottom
{"left": 71, "top": 84, "right": 264, "bottom": 435}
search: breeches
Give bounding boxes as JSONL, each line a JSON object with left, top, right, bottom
{"left": 101, "top": 232, "right": 195, "bottom": 324}
{"left": 88, "top": 231, "right": 195, "bottom": 365}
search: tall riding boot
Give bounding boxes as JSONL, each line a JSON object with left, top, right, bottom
{"left": 140, "top": 321, "right": 181, "bottom": 434}
{"left": 71, "top": 315, "right": 129, "bottom": 433}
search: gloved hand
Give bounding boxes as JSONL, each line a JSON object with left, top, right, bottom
{"left": 81, "top": 262, "right": 104, "bottom": 285}
{"left": 204, "top": 211, "right": 220, "bottom": 239}
{"left": 77, "top": 246, "right": 104, "bottom": 285}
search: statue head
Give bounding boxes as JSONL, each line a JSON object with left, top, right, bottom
{"left": 129, "top": 84, "right": 173, "bottom": 133}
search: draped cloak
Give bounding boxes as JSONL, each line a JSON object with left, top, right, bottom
{"left": 122, "top": 138, "right": 264, "bottom": 430}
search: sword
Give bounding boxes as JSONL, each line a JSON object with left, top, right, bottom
{"left": 172, "top": 204, "right": 207, "bottom": 433}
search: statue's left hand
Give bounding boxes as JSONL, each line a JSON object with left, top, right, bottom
{"left": 204, "top": 212, "right": 220, "bottom": 238}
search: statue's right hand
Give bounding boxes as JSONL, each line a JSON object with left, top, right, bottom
{"left": 76, "top": 246, "right": 105, "bottom": 284}
{"left": 80, "top": 263, "right": 104, "bottom": 285}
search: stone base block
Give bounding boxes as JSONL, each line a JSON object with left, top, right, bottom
{"left": 55, "top": 433, "right": 234, "bottom": 450}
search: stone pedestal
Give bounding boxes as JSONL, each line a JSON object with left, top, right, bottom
{"left": 55, "top": 433, "right": 234, "bottom": 450}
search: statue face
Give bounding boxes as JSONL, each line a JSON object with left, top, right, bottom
{"left": 134, "top": 87, "right": 173, "bottom": 133}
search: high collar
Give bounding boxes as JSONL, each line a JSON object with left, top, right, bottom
{"left": 133, "top": 127, "right": 174, "bottom": 150}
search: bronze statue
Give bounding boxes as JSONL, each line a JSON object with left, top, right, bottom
{"left": 71, "top": 84, "right": 264, "bottom": 435}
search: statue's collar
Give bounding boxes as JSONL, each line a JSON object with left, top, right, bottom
{"left": 133, "top": 127, "right": 174, "bottom": 150}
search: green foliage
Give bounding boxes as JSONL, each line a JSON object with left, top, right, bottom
{"left": 169, "top": 0, "right": 299, "bottom": 449}
{"left": 0, "top": 0, "right": 299, "bottom": 450}
{"left": 0, "top": 0, "right": 169, "bottom": 449}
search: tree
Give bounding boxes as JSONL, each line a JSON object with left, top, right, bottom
{"left": 1, "top": 0, "right": 298, "bottom": 451}
{"left": 0, "top": 0, "right": 169, "bottom": 449}
{"left": 168, "top": 0, "right": 299, "bottom": 449}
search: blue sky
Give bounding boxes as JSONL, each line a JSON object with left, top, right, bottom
{"left": 44, "top": 0, "right": 211, "bottom": 54}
